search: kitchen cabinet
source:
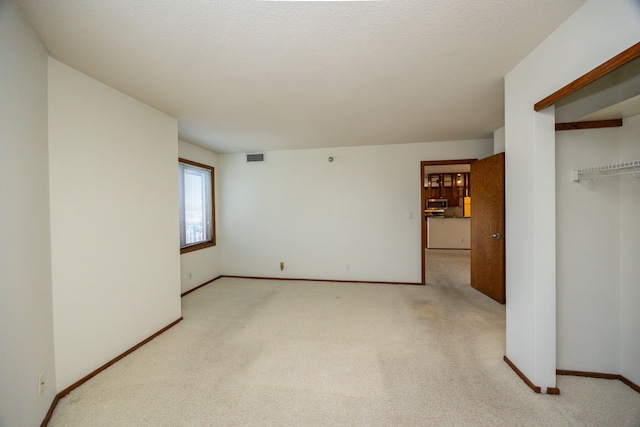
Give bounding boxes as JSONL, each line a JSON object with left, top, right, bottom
{"left": 425, "top": 172, "right": 470, "bottom": 207}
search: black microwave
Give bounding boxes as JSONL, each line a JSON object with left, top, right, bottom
{"left": 426, "top": 198, "right": 448, "bottom": 209}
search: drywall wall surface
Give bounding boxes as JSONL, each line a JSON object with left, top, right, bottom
{"left": 619, "top": 113, "right": 640, "bottom": 385}
{"left": 178, "top": 140, "right": 221, "bottom": 293}
{"left": 0, "top": 3, "right": 57, "bottom": 425}
{"left": 504, "top": 0, "right": 640, "bottom": 391}
{"left": 493, "top": 127, "right": 505, "bottom": 154}
{"left": 506, "top": 93, "right": 557, "bottom": 391}
{"left": 48, "top": 58, "right": 181, "bottom": 391}
{"left": 219, "top": 139, "right": 493, "bottom": 283}
{"left": 427, "top": 218, "right": 470, "bottom": 249}
{"left": 555, "top": 127, "right": 620, "bottom": 373}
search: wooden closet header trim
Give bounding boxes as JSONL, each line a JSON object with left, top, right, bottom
{"left": 534, "top": 41, "right": 640, "bottom": 112}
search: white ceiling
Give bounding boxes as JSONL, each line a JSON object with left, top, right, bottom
{"left": 15, "top": 0, "right": 586, "bottom": 153}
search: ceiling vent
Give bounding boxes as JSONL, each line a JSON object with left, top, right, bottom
{"left": 246, "top": 152, "right": 265, "bottom": 163}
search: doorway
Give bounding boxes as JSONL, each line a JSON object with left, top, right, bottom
{"left": 420, "top": 159, "right": 476, "bottom": 285}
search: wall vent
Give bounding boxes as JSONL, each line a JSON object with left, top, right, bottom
{"left": 246, "top": 152, "right": 265, "bottom": 163}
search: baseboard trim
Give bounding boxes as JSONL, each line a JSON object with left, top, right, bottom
{"left": 181, "top": 275, "right": 223, "bottom": 297}
{"left": 41, "top": 317, "right": 183, "bottom": 427}
{"left": 40, "top": 394, "right": 60, "bottom": 427}
{"left": 557, "top": 370, "right": 640, "bottom": 394}
{"left": 221, "top": 275, "right": 423, "bottom": 286}
{"left": 503, "top": 356, "right": 542, "bottom": 393}
{"left": 621, "top": 376, "right": 640, "bottom": 394}
{"left": 556, "top": 369, "right": 619, "bottom": 380}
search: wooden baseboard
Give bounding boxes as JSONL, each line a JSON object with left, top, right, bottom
{"left": 41, "top": 317, "right": 183, "bottom": 427}
{"left": 557, "top": 369, "right": 640, "bottom": 394}
{"left": 556, "top": 369, "right": 618, "bottom": 380}
{"left": 221, "top": 275, "right": 423, "bottom": 286}
{"left": 502, "top": 359, "right": 640, "bottom": 395}
{"left": 40, "top": 394, "right": 61, "bottom": 427}
{"left": 503, "top": 356, "right": 542, "bottom": 393}
{"left": 181, "top": 275, "right": 222, "bottom": 297}
{"left": 620, "top": 375, "right": 640, "bottom": 394}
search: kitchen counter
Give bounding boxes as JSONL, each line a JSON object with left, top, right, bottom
{"left": 427, "top": 217, "right": 470, "bottom": 249}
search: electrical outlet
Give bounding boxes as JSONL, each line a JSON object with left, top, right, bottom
{"left": 346, "top": 264, "right": 350, "bottom": 271}
{"left": 280, "top": 262, "right": 284, "bottom": 271}
{"left": 38, "top": 372, "right": 44, "bottom": 396}
{"left": 188, "top": 272, "right": 192, "bottom": 280}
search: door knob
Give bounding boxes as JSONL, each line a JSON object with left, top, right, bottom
{"left": 492, "top": 232, "right": 501, "bottom": 238}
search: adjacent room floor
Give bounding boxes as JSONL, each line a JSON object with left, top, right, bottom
{"left": 425, "top": 248, "right": 470, "bottom": 288}
{"left": 48, "top": 261, "right": 640, "bottom": 425}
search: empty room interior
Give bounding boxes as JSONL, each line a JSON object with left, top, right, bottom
{"left": 2, "top": 0, "right": 640, "bottom": 425}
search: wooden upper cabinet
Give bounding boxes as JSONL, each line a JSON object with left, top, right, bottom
{"left": 425, "top": 172, "right": 470, "bottom": 206}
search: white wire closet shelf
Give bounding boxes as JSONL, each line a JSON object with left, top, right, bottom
{"left": 572, "top": 160, "right": 640, "bottom": 182}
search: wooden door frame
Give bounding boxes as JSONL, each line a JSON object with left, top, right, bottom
{"left": 421, "top": 159, "right": 477, "bottom": 285}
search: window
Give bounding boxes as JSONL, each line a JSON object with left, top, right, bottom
{"left": 179, "top": 158, "right": 215, "bottom": 253}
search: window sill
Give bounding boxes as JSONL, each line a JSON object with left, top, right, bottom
{"left": 180, "top": 240, "right": 216, "bottom": 254}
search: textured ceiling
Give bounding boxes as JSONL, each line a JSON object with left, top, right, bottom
{"left": 16, "top": 0, "right": 586, "bottom": 153}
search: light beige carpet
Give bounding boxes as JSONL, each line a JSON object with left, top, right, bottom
{"left": 48, "top": 254, "right": 640, "bottom": 426}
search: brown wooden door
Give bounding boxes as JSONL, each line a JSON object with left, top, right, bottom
{"left": 470, "top": 152, "right": 505, "bottom": 304}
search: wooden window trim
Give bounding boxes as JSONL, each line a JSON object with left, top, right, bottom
{"left": 179, "top": 157, "right": 216, "bottom": 254}
{"left": 180, "top": 240, "right": 215, "bottom": 254}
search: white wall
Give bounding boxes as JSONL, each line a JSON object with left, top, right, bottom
{"left": 556, "top": 127, "right": 620, "bottom": 373}
{"left": 48, "top": 58, "right": 182, "bottom": 391}
{"left": 0, "top": 2, "right": 57, "bottom": 425}
{"left": 505, "top": 78, "right": 557, "bottom": 393}
{"left": 219, "top": 139, "right": 493, "bottom": 283}
{"left": 427, "top": 218, "right": 470, "bottom": 249}
{"left": 493, "top": 126, "right": 505, "bottom": 154}
{"left": 619, "top": 113, "right": 640, "bottom": 385}
{"left": 178, "top": 140, "right": 221, "bottom": 294}
{"left": 556, "top": 114, "right": 640, "bottom": 386}
{"left": 505, "top": 0, "right": 640, "bottom": 391}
